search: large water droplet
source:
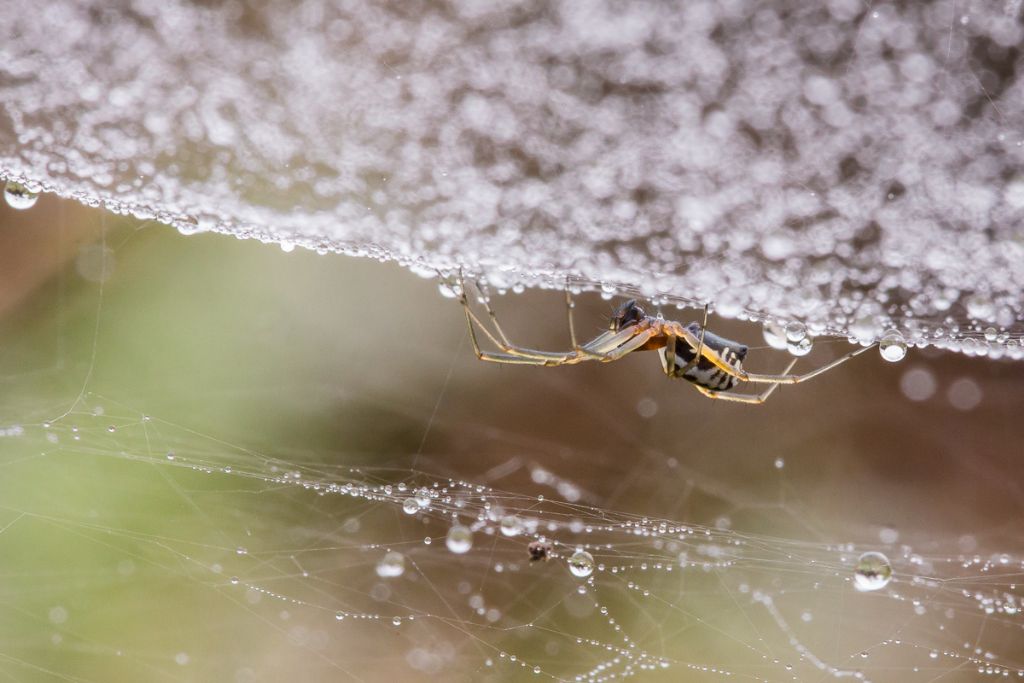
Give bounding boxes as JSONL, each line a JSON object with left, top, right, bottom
{"left": 4, "top": 181, "right": 39, "bottom": 210}
{"left": 785, "top": 322, "right": 807, "bottom": 342}
{"left": 787, "top": 336, "right": 813, "bottom": 357}
{"left": 762, "top": 321, "right": 789, "bottom": 350}
{"left": 376, "top": 551, "right": 406, "bottom": 578}
{"left": 848, "top": 315, "right": 874, "bottom": 342}
{"left": 568, "top": 549, "right": 595, "bottom": 578}
{"left": 878, "top": 331, "right": 908, "bottom": 362}
{"left": 437, "top": 280, "right": 461, "bottom": 299}
{"left": 402, "top": 497, "right": 420, "bottom": 514}
{"left": 499, "top": 515, "right": 521, "bottom": 537}
{"left": 446, "top": 525, "right": 473, "bottom": 554}
{"left": 853, "top": 551, "right": 892, "bottom": 592}
{"left": 965, "top": 295, "right": 995, "bottom": 321}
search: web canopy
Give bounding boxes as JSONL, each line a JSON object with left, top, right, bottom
{"left": 2, "top": 0, "right": 1023, "bottom": 350}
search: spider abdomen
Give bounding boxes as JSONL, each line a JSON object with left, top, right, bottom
{"left": 661, "top": 325, "right": 748, "bottom": 392}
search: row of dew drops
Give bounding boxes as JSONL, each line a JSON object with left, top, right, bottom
{"left": 12, "top": 178, "right": 1016, "bottom": 362}
{"left": 761, "top": 318, "right": 907, "bottom": 363}
{"left": 382, "top": 483, "right": 896, "bottom": 592}
{"left": 439, "top": 267, "right": 1024, "bottom": 362}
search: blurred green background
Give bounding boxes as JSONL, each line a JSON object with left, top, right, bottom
{"left": 0, "top": 194, "right": 1022, "bottom": 681}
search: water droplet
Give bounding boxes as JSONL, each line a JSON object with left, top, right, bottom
{"left": 878, "top": 331, "right": 907, "bottom": 362}
{"left": 984, "top": 327, "right": 998, "bottom": 342}
{"left": 568, "top": 549, "right": 595, "bottom": 578}
{"left": 500, "top": 515, "right": 521, "bottom": 537}
{"left": 402, "top": 497, "right": 420, "bottom": 514}
{"left": 438, "top": 281, "right": 461, "bottom": 299}
{"left": 376, "top": 551, "right": 406, "bottom": 578}
{"left": 762, "top": 322, "right": 789, "bottom": 350}
{"left": 415, "top": 488, "right": 432, "bottom": 509}
{"left": 854, "top": 551, "right": 893, "bottom": 592}
{"left": 966, "top": 295, "right": 994, "bottom": 322}
{"left": 787, "top": 336, "right": 813, "bottom": 357}
{"left": 392, "top": 616, "right": 402, "bottom": 626}
{"left": 774, "top": 457, "right": 785, "bottom": 469}
{"left": 229, "top": 576, "right": 239, "bottom": 585}
{"left": 446, "top": 525, "right": 473, "bottom": 554}
{"left": 785, "top": 322, "right": 806, "bottom": 342}
{"left": 849, "top": 315, "right": 881, "bottom": 344}
{"left": 335, "top": 611, "right": 345, "bottom": 621}
{"left": 715, "top": 293, "right": 742, "bottom": 318}
{"left": 4, "top": 181, "right": 39, "bottom": 210}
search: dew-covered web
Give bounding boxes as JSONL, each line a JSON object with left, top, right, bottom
{"left": 3, "top": 0, "right": 1024, "bottom": 353}
{"left": 1, "top": 392, "right": 1022, "bottom": 683}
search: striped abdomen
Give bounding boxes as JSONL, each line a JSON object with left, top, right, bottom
{"left": 660, "top": 324, "right": 748, "bottom": 392}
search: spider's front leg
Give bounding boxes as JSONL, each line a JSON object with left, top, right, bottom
{"left": 457, "top": 272, "right": 585, "bottom": 366}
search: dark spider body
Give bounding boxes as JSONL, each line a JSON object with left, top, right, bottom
{"left": 612, "top": 300, "right": 748, "bottom": 392}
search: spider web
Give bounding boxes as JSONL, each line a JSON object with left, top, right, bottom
{"left": 0, "top": 205, "right": 1021, "bottom": 682}
{"left": 2, "top": 0, "right": 1024, "bottom": 354}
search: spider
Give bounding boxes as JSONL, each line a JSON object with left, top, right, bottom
{"left": 528, "top": 540, "right": 552, "bottom": 562}
{"left": 456, "top": 274, "right": 878, "bottom": 405}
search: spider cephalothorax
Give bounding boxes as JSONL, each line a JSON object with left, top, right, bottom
{"left": 609, "top": 299, "right": 647, "bottom": 331}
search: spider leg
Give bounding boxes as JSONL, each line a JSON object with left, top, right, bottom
{"left": 693, "top": 358, "right": 798, "bottom": 404}
{"left": 587, "top": 325, "right": 661, "bottom": 361}
{"left": 565, "top": 277, "right": 579, "bottom": 349}
{"left": 662, "top": 335, "right": 677, "bottom": 376}
{"left": 457, "top": 274, "right": 581, "bottom": 365}
{"left": 563, "top": 278, "right": 610, "bottom": 361}
{"left": 460, "top": 271, "right": 516, "bottom": 348}
{"left": 694, "top": 303, "right": 709, "bottom": 364}
{"left": 693, "top": 384, "right": 779, "bottom": 404}
{"left": 581, "top": 321, "right": 659, "bottom": 358}
{"left": 736, "top": 343, "right": 877, "bottom": 384}
{"left": 673, "top": 304, "right": 710, "bottom": 376}
{"left": 462, "top": 302, "right": 581, "bottom": 365}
